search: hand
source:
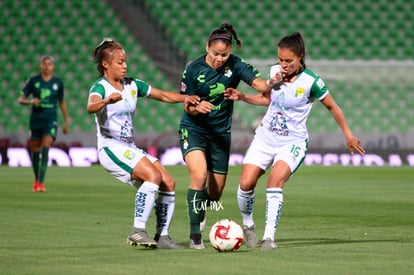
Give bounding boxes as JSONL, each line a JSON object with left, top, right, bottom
{"left": 194, "top": 100, "right": 214, "bottom": 114}
{"left": 224, "top": 87, "right": 242, "bottom": 101}
{"left": 267, "top": 69, "right": 286, "bottom": 86}
{"left": 184, "top": 95, "right": 200, "bottom": 106}
{"left": 31, "top": 98, "right": 41, "bottom": 105}
{"left": 63, "top": 123, "right": 69, "bottom": 135}
{"left": 346, "top": 135, "right": 365, "bottom": 155}
{"left": 106, "top": 92, "right": 122, "bottom": 104}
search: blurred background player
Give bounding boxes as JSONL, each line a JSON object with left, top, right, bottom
{"left": 87, "top": 38, "right": 199, "bottom": 249}
{"left": 18, "top": 55, "right": 69, "bottom": 192}
{"left": 225, "top": 32, "right": 366, "bottom": 250}
{"left": 179, "top": 23, "right": 280, "bottom": 249}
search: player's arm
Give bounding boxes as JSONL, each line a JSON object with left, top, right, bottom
{"left": 59, "top": 99, "right": 69, "bottom": 134}
{"left": 250, "top": 70, "right": 284, "bottom": 93}
{"left": 184, "top": 99, "right": 214, "bottom": 115}
{"left": 148, "top": 87, "right": 200, "bottom": 105}
{"left": 224, "top": 87, "right": 270, "bottom": 106}
{"left": 87, "top": 93, "right": 122, "bottom": 114}
{"left": 17, "top": 93, "right": 40, "bottom": 105}
{"left": 321, "top": 93, "right": 365, "bottom": 155}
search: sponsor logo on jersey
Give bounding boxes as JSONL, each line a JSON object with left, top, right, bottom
{"left": 197, "top": 74, "right": 205, "bottom": 83}
{"left": 53, "top": 83, "right": 58, "bottom": 90}
{"left": 269, "top": 112, "right": 289, "bottom": 136}
{"left": 131, "top": 89, "right": 137, "bottom": 97}
{"left": 209, "top": 83, "right": 225, "bottom": 97}
{"left": 316, "top": 78, "right": 325, "bottom": 89}
{"left": 180, "top": 82, "right": 187, "bottom": 92}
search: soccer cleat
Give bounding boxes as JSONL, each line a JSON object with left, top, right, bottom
{"left": 243, "top": 225, "right": 257, "bottom": 248}
{"left": 36, "top": 183, "right": 46, "bottom": 192}
{"left": 32, "top": 180, "right": 39, "bottom": 192}
{"left": 260, "top": 238, "right": 277, "bottom": 251}
{"left": 189, "top": 234, "right": 205, "bottom": 249}
{"left": 155, "top": 235, "right": 185, "bottom": 249}
{"left": 32, "top": 180, "right": 46, "bottom": 192}
{"left": 127, "top": 229, "right": 157, "bottom": 248}
{"left": 200, "top": 210, "right": 206, "bottom": 233}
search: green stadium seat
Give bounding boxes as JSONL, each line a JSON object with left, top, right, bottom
{"left": 1, "top": 0, "right": 412, "bottom": 136}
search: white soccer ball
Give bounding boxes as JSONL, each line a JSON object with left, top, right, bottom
{"left": 209, "top": 219, "right": 244, "bottom": 252}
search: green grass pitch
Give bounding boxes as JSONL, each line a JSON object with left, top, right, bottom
{"left": 0, "top": 165, "right": 413, "bottom": 274}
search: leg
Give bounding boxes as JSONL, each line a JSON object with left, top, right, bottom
{"left": 37, "top": 135, "right": 53, "bottom": 185}
{"left": 127, "top": 157, "right": 161, "bottom": 248}
{"left": 260, "top": 160, "right": 290, "bottom": 251}
{"left": 153, "top": 161, "right": 184, "bottom": 249}
{"left": 237, "top": 164, "right": 264, "bottom": 248}
{"left": 30, "top": 138, "right": 41, "bottom": 192}
{"left": 184, "top": 150, "right": 209, "bottom": 249}
{"left": 155, "top": 161, "right": 176, "bottom": 236}
{"left": 261, "top": 141, "right": 307, "bottom": 250}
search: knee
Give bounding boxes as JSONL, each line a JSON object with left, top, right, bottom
{"left": 190, "top": 172, "right": 207, "bottom": 189}
{"left": 239, "top": 179, "right": 255, "bottom": 191}
{"left": 131, "top": 169, "right": 162, "bottom": 185}
{"left": 160, "top": 175, "right": 176, "bottom": 192}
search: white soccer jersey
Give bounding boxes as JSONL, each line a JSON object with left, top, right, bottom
{"left": 88, "top": 77, "right": 151, "bottom": 150}
{"left": 255, "top": 64, "right": 329, "bottom": 146}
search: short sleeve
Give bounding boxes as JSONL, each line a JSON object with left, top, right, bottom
{"left": 133, "top": 78, "right": 151, "bottom": 97}
{"left": 311, "top": 77, "right": 329, "bottom": 100}
{"left": 89, "top": 83, "right": 106, "bottom": 98}
{"left": 180, "top": 66, "right": 196, "bottom": 95}
{"left": 21, "top": 77, "right": 34, "bottom": 97}
{"left": 237, "top": 58, "right": 262, "bottom": 86}
{"left": 57, "top": 79, "right": 64, "bottom": 101}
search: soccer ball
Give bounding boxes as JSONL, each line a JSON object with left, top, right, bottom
{"left": 209, "top": 219, "right": 244, "bottom": 252}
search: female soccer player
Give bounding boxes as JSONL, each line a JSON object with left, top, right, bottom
{"left": 18, "top": 55, "right": 69, "bottom": 192}
{"left": 225, "top": 32, "right": 366, "bottom": 250}
{"left": 87, "top": 38, "right": 199, "bottom": 249}
{"left": 179, "top": 23, "right": 280, "bottom": 249}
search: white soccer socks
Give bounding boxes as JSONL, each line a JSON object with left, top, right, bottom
{"left": 263, "top": 187, "right": 283, "bottom": 240}
{"left": 155, "top": 191, "right": 175, "bottom": 236}
{"left": 133, "top": 181, "right": 159, "bottom": 229}
{"left": 237, "top": 185, "right": 256, "bottom": 227}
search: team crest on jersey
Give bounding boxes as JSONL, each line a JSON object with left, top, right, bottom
{"left": 131, "top": 89, "right": 137, "bottom": 97}
{"left": 295, "top": 87, "right": 305, "bottom": 98}
{"left": 53, "top": 83, "right": 58, "bottom": 90}
{"left": 224, "top": 66, "right": 232, "bottom": 78}
{"left": 123, "top": 149, "right": 135, "bottom": 160}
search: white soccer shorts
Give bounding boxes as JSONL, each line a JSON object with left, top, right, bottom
{"left": 243, "top": 138, "right": 307, "bottom": 173}
{"left": 98, "top": 142, "right": 158, "bottom": 187}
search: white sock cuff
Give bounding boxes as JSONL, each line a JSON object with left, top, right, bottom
{"left": 266, "top": 187, "right": 283, "bottom": 193}
{"left": 142, "top": 181, "right": 159, "bottom": 191}
{"left": 238, "top": 185, "right": 254, "bottom": 196}
{"left": 158, "top": 191, "right": 175, "bottom": 196}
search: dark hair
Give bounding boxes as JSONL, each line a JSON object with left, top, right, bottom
{"left": 278, "top": 32, "right": 306, "bottom": 67}
{"left": 92, "top": 38, "right": 124, "bottom": 77}
{"left": 208, "top": 23, "right": 242, "bottom": 49}
{"left": 40, "top": 55, "right": 54, "bottom": 63}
